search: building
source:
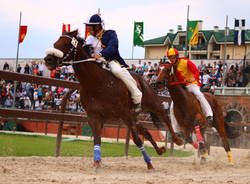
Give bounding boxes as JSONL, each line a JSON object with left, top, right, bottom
{"left": 144, "top": 27, "right": 250, "bottom": 60}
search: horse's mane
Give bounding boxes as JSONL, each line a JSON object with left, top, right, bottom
{"left": 63, "top": 30, "right": 94, "bottom": 56}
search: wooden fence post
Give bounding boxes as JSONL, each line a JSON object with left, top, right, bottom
{"left": 55, "top": 121, "right": 63, "bottom": 157}
{"left": 124, "top": 128, "right": 131, "bottom": 158}
{"left": 117, "top": 126, "right": 120, "bottom": 142}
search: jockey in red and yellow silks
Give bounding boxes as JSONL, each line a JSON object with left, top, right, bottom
{"left": 175, "top": 57, "right": 201, "bottom": 86}
{"left": 165, "top": 48, "right": 213, "bottom": 122}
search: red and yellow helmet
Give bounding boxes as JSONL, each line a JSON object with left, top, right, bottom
{"left": 165, "top": 48, "right": 179, "bottom": 57}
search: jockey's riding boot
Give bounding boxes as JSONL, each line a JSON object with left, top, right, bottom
{"left": 134, "top": 103, "right": 142, "bottom": 114}
{"left": 206, "top": 116, "right": 213, "bottom": 126}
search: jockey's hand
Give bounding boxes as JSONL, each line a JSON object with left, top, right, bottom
{"left": 94, "top": 53, "right": 102, "bottom": 59}
{"left": 186, "top": 78, "right": 195, "bottom": 83}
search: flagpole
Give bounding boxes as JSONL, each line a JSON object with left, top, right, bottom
{"left": 232, "top": 18, "right": 236, "bottom": 59}
{"left": 12, "top": 11, "right": 22, "bottom": 108}
{"left": 222, "top": 15, "right": 228, "bottom": 87}
{"left": 132, "top": 21, "right": 135, "bottom": 59}
{"left": 184, "top": 5, "right": 189, "bottom": 58}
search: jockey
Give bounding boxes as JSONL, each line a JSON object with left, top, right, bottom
{"left": 165, "top": 48, "right": 213, "bottom": 122}
{"left": 84, "top": 14, "right": 142, "bottom": 113}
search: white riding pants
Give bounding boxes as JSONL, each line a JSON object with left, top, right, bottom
{"left": 169, "top": 102, "right": 181, "bottom": 133}
{"left": 109, "top": 61, "right": 142, "bottom": 104}
{"left": 185, "top": 84, "right": 213, "bottom": 117}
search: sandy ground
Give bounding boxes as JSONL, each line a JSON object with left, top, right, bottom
{"left": 0, "top": 145, "right": 250, "bottom": 184}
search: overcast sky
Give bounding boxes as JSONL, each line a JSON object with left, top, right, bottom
{"left": 0, "top": 0, "right": 249, "bottom": 59}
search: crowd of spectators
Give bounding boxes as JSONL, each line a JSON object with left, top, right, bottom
{"left": 0, "top": 59, "right": 250, "bottom": 110}
{"left": 198, "top": 60, "right": 250, "bottom": 93}
{"left": 131, "top": 60, "right": 161, "bottom": 87}
{"left": 1, "top": 61, "right": 82, "bottom": 111}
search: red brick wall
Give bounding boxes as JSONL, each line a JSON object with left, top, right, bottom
{"left": 215, "top": 95, "right": 250, "bottom": 123}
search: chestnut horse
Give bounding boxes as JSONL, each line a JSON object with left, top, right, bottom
{"left": 44, "top": 30, "right": 182, "bottom": 170}
{"left": 156, "top": 63, "right": 239, "bottom": 164}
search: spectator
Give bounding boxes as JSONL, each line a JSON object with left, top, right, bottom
{"left": 3, "top": 62, "right": 9, "bottom": 70}
{"left": 37, "top": 85, "right": 43, "bottom": 103}
{"left": 54, "top": 94, "right": 62, "bottom": 110}
{"left": 142, "top": 62, "right": 148, "bottom": 70}
{"left": 17, "top": 64, "right": 22, "bottom": 73}
{"left": 4, "top": 95, "right": 13, "bottom": 108}
{"left": 50, "top": 69, "right": 57, "bottom": 78}
{"left": 209, "top": 81, "right": 217, "bottom": 94}
{"left": 0, "top": 83, "right": 7, "bottom": 106}
{"left": 201, "top": 71, "right": 211, "bottom": 92}
{"left": 136, "top": 60, "right": 143, "bottom": 68}
{"left": 33, "top": 66, "right": 39, "bottom": 76}
{"left": 23, "top": 94, "right": 31, "bottom": 109}
{"left": 147, "top": 62, "right": 152, "bottom": 71}
{"left": 38, "top": 61, "right": 45, "bottom": 76}
{"left": 24, "top": 63, "right": 30, "bottom": 74}
{"left": 131, "top": 64, "right": 136, "bottom": 72}
{"left": 31, "top": 61, "right": 38, "bottom": 75}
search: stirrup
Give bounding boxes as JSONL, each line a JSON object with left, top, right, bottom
{"left": 206, "top": 116, "right": 213, "bottom": 126}
{"left": 134, "top": 103, "right": 142, "bottom": 114}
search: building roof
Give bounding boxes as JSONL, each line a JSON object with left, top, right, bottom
{"left": 144, "top": 29, "right": 250, "bottom": 46}
{"left": 144, "top": 33, "right": 175, "bottom": 45}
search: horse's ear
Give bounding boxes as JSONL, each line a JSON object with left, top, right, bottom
{"left": 69, "top": 29, "right": 79, "bottom": 37}
{"left": 67, "top": 29, "right": 78, "bottom": 37}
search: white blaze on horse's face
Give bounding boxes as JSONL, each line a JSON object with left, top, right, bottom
{"left": 45, "top": 47, "right": 64, "bottom": 58}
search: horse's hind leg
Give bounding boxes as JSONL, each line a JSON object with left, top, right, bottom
{"left": 213, "top": 117, "right": 233, "bottom": 163}
{"left": 184, "top": 135, "right": 199, "bottom": 149}
{"left": 130, "top": 125, "right": 154, "bottom": 170}
{"left": 136, "top": 124, "right": 166, "bottom": 155}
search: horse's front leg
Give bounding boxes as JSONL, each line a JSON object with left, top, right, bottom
{"left": 130, "top": 125, "right": 154, "bottom": 170}
{"left": 136, "top": 124, "right": 166, "bottom": 155}
{"left": 88, "top": 119, "right": 103, "bottom": 169}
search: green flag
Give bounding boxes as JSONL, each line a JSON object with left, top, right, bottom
{"left": 188, "top": 20, "right": 199, "bottom": 45}
{"left": 133, "top": 22, "right": 144, "bottom": 47}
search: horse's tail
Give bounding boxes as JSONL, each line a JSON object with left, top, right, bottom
{"left": 224, "top": 121, "right": 241, "bottom": 139}
{"left": 211, "top": 94, "right": 241, "bottom": 139}
{"left": 132, "top": 72, "right": 164, "bottom": 129}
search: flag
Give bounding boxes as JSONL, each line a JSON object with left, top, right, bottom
{"left": 234, "top": 19, "right": 245, "bottom": 45}
{"left": 85, "top": 26, "right": 90, "bottom": 39}
{"left": 19, "top": 25, "right": 27, "bottom": 44}
{"left": 188, "top": 20, "right": 199, "bottom": 45}
{"left": 133, "top": 22, "right": 144, "bottom": 47}
{"left": 62, "top": 24, "right": 71, "bottom": 33}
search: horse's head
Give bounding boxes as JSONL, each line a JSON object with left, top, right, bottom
{"left": 156, "top": 62, "right": 177, "bottom": 88}
{"left": 44, "top": 30, "right": 92, "bottom": 70}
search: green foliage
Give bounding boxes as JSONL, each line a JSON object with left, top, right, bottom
{"left": 0, "top": 132, "right": 192, "bottom": 157}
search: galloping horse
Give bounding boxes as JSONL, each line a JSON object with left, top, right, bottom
{"left": 44, "top": 30, "right": 182, "bottom": 170}
{"left": 156, "top": 63, "right": 239, "bottom": 164}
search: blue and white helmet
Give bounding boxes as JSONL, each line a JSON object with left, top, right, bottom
{"left": 85, "top": 14, "right": 103, "bottom": 25}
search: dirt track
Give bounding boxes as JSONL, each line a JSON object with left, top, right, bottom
{"left": 0, "top": 146, "right": 250, "bottom": 184}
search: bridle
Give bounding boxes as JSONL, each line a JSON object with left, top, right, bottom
{"left": 160, "top": 63, "right": 185, "bottom": 86}
{"left": 45, "top": 34, "right": 96, "bottom": 67}
{"left": 60, "top": 35, "right": 96, "bottom": 65}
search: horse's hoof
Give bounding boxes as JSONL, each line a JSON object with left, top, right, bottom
{"left": 147, "top": 163, "right": 154, "bottom": 170}
{"left": 200, "top": 157, "right": 206, "bottom": 165}
{"left": 93, "top": 160, "right": 101, "bottom": 171}
{"left": 173, "top": 136, "right": 183, "bottom": 146}
{"left": 157, "top": 146, "right": 166, "bottom": 155}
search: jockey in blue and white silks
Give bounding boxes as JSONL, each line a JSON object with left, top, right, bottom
{"left": 84, "top": 14, "right": 142, "bottom": 112}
